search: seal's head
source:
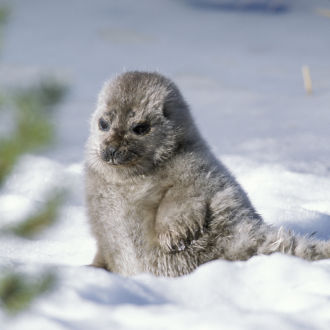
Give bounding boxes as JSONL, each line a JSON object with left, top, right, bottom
{"left": 86, "top": 71, "right": 196, "bottom": 176}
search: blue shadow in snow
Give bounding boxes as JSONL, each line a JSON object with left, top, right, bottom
{"left": 182, "top": 0, "right": 289, "bottom": 14}
{"left": 283, "top": 212, "right": 330, "bottom": 241}
{"left": 78, "top": 278, "right": 169, "bottom": 306}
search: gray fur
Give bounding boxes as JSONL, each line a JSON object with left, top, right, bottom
{"left": 85, "top": 71, "right": 330, "bottom": 277}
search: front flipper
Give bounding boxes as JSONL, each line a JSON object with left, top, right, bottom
{"left": 155, "top": 188, "right": 207, "bottom": 253}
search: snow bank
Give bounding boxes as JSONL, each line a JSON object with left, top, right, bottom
{"left": 1, "top": 155, "right": 330, "bottom": 330}
{"left": 2, "top": 255, "right": 330, "bottom": 330}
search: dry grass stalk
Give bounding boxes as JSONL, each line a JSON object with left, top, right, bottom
{"left": 302, "top": 65, "right": 312, "bottom": 95}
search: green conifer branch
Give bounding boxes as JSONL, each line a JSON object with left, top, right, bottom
{"left": 0, "top": 272, "right": 56, "bottom": 315}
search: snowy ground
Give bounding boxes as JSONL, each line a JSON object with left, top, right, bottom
{"left": 1, "top": 0, "right": 330, "bottom": 329}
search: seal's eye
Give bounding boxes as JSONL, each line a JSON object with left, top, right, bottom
{"left": 99, "top": 118, "right": 110, "bottom": 131}
{"left": 132, "top": 122, "right": 150, "bottom": 135}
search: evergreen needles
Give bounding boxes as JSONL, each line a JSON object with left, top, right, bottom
{"left": 0, "top": 4, "right": 68, "bottom": 316}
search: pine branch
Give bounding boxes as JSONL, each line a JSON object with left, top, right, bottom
{"left": 0, "top": 5, "right": 67, "bottom": 318}
{"left": 0, "top": 6, "right": 9, "bottom": 25}
{"left": 0, "top": 79, "right": 68, "bottom": 184}
{"left": 0, "top": 272, "right": 56, "bottom": 315}
{"left": 10, "top": 193, "right": 64, "bottom": 239}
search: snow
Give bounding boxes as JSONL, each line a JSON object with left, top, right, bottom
{"left": 1, "top": 0, "right": 330, "bottom": 329}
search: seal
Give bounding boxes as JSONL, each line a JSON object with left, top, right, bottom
{"left": 85, "top": 71, "right": 330, "bottom": 276}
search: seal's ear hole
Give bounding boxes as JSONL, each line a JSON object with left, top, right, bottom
{"left": 163, "top": 104, "right": 170, "bottom": 119}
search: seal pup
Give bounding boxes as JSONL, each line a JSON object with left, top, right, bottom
{"left": 85, "top": 71, "right": 330, "bottom": 277}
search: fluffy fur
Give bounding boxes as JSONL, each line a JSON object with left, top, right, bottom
{"left": 85, "top": 71, "right": 330, "bottom": 277}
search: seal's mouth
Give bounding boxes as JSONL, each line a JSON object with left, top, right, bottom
{"left": 100, "top": 148, "right": 139, "bottom": 166}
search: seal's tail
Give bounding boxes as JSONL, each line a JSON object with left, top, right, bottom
{"left": 257, "top": 226, "right": 330, "bottom": 260}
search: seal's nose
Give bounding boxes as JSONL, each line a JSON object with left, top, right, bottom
{"left": 101, "top": 146, "right": 117, "bottom": 162}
